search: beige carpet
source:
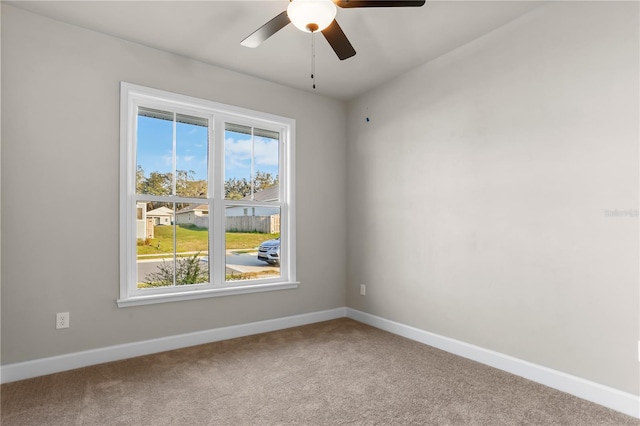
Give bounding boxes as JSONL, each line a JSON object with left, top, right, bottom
{"left": 1, "top": 318, "right": 638, "bottom": 425}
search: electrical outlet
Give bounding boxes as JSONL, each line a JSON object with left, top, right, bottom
{"left": 360, "top": 284, "right": 366, "bottom": 296}
{"left": 56, "top": 312, "right": 69, "bottom": 329}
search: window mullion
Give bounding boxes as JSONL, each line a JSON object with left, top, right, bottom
{"left": 212, "top": 116, "right": 225, "bottom": 286}
{"left": 250, "top": 127, "right": 255, "bottom": 200}
{"left": 172, "top": 113, "right": 178, "bottom": 287}
{"left": 172, "top": 112, "right": 178, "bottom": 196}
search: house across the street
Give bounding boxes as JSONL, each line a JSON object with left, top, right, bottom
{"left": 176, "top": 204, "right": 209, "bottom": 228}
{"left": 146, "top": 206, "right": 174, "bottom": 225}
{"left": 226, "top": 185, "right": 280, "bottom": 233}
{"left": 226, "top": 184, "right": 279, "bottom": 218}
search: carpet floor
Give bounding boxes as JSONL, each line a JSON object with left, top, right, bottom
{"left": 1, "top": 318, "right": 638, "bottom": 425}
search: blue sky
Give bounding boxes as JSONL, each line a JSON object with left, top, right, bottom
{"left": 136, "top": 115, "right": 279, "bottom": 183}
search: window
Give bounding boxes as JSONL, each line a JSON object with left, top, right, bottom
{"left": 119, "top": 82, "right": 296, "bottom": 307}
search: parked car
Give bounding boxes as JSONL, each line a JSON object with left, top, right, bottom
{"left": 258, "top": 238, "right": 280, "bottom": 265}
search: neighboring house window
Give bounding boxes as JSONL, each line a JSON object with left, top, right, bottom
{"left": 119, "top": 82, "right": 296, "bottom": 307}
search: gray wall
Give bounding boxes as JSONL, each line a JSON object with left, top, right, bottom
{"left": 1, "top": 5, "right": 347, "bottom": 363}
{"left": 2, "top": 0, "right": 639, "bottom": 400}
{"left": 346, "top": 2, "right": 639, "bottom": 394}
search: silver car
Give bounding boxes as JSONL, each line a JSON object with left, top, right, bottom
{"left": 258, "top": 238, "right": 280, "bottom": 265}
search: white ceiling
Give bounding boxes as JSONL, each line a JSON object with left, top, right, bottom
{"left": 7, "top": 1, "right": 543, "bottom": 101}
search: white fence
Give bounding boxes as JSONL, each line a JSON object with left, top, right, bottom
{"left": 170, "top": 214, "right": 280, "bottom": 234}
{"left": 226, "top": 215, "right": 280, "bottom": 234}
{"left": 194, "top": 215, "right": 209, "bottom": 229}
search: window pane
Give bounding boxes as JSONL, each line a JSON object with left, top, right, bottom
{"left": 254, "top": 128, "right": 279, "bottom": 202}
{"left": 175, "top": 202, "right": 210, "bottom": 285}
{"left": 225, "top": 205, "right": 280, "bottom": 282}
{"left": 137, "top": 107, "right": 173, "bottom": 196}
{"left": 136, "top": 202, "right": 209, "bottom": 288}
{"left": 137, "top": 201, "right": 175, "bottom": 288}
{"left": 224, "top": 124, "right": 252, "bottom": 199}
{"left": 224, "top": 124, "right": 279, "bottom": 201}
{"left": 176, "top": 114, "right": 208, "bottom": 198}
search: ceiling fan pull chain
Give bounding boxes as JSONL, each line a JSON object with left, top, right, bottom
{"left": 311, "top": 31, "right": 316, "bottom": 89}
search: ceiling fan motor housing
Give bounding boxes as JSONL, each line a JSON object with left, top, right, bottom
{"left": 287, "top": 0, "right": 337, "bottom": 33}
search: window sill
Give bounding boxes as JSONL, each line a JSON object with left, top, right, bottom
{"left": 117, "top": 281, "right": 299, "bottom": 308}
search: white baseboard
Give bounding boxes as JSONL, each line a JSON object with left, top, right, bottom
{"left": 346, "top": 308, "right": 640, "bottom": 419}
{"left": 2, "top": 306, "right": 637, "bottom": 419}
{"left": 0, "top": 307, "right": 347, "bottom": 384}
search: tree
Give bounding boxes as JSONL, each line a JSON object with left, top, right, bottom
{"left": 137, "top": 168, "right": 277, "bottom": 206}
{"left": 176, "top": 170, "right": 207, "bottom": 198}
{"left": 254, "top": 171, "right": 278, "bottom": 192}
{"left": 224, "top": 171, "right": 278, "bottom": 199}
{"left": 137, "top": 169, "right": 207, "bottom": 210}
{"left": 224, "top": 177, "right": 251, "bottom": 200}
{"left": 141, "top": 171, "right": 172, "bottom": 196}
{"left": 136, "top": 165, "right": 145, "bottom": 194}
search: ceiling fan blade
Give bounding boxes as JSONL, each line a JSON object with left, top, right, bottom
{"left": 241, "top": 11, "right": 291, "bottom": 48}
{"left": 322, "top": 19, "right": 356, "bottom": 61}
{"left": 335, "top": 0, "right": 425, "bottom": 7}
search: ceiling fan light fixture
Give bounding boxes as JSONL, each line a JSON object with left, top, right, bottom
{"left": 287, "top": 0, "right": 337, "bottom": 33}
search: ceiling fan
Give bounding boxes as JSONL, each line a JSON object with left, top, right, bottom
{"left": 241, "top": 0, "right": 426, "bottom": 61}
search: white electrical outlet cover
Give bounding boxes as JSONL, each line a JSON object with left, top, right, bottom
{"left": 56, "top": 312, "right": 70, "bottom": 329}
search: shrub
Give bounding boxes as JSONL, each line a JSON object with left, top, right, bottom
{"left": 137, "top": 238, "right": 152, "bottom": 246}
{"left": 143, "top": 253, "right": 209, "bottom": 286}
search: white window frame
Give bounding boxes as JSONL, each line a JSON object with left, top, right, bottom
{"left": 118, "top": 82, "right": 297, "bottom": 307}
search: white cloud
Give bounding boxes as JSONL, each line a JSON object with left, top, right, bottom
{"left": 225, "top": 138, "right": 251, "bottom": 172}
{"left": 224, "top": 136, "right": 279, "bottom": 178}
{"left": 253, "top": 138, "right": 279, "bottom": 167}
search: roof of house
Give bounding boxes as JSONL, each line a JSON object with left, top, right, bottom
{"left": 176, "top": 204, "right": 208, "bottom": 214}
{"left": 175, "top": 186, "right": 278, "bottom": 214}
{"left": 146, "top": 206, "right": 174, "bottom": 216}
{"left": 240, "top": 184, "right": 279, "bottom": 202}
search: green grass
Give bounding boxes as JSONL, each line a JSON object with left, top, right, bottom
{"left": 226, "top": 270, "right": 280, "bottom": 281}
{"left": 137, "top": 224, "right": 279, "bottom": 256}
{"left": 226, "top": 232, "right": 279, "bottom": 250}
